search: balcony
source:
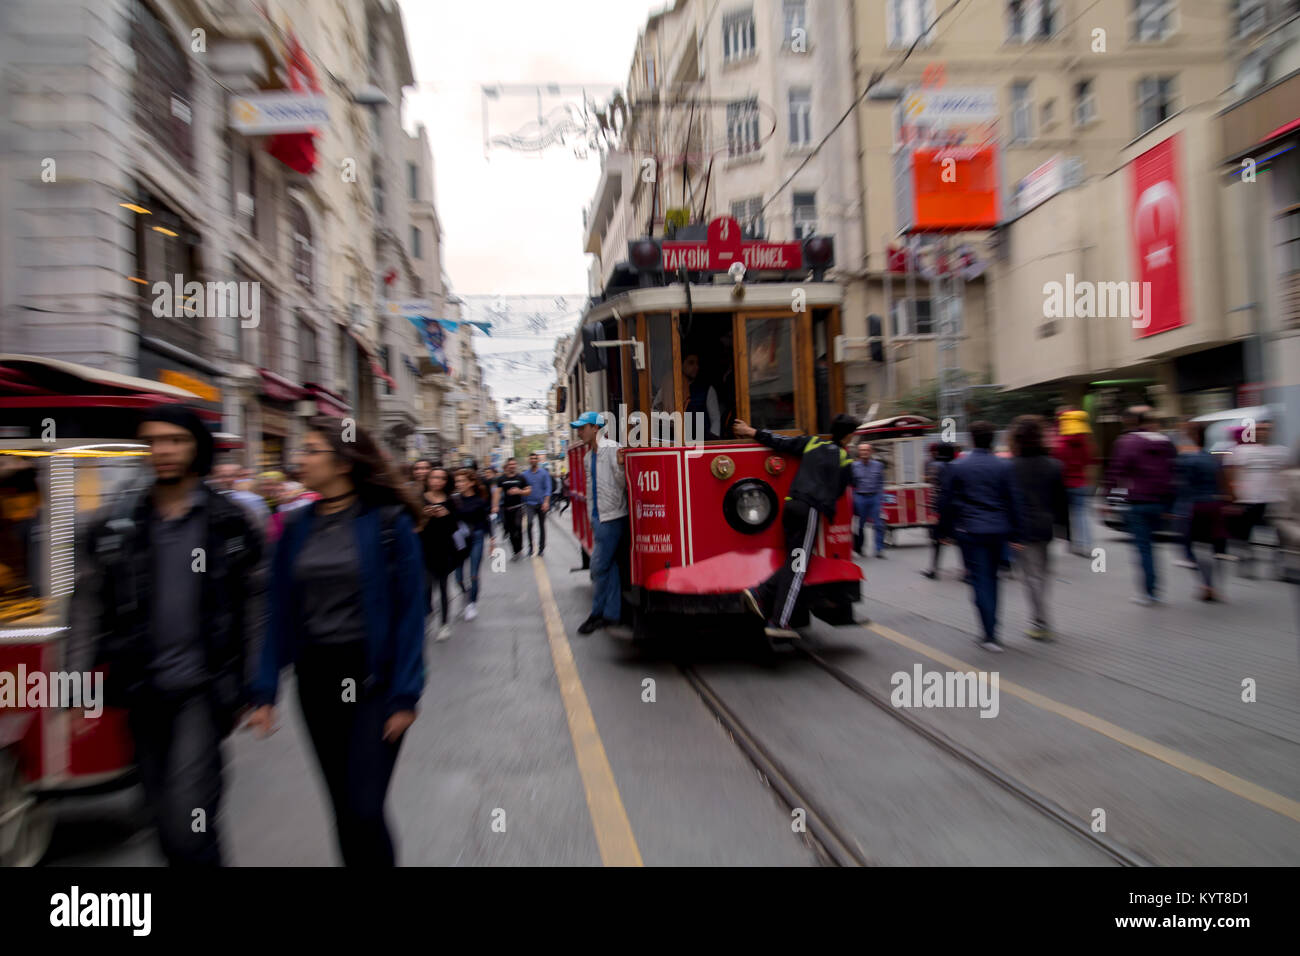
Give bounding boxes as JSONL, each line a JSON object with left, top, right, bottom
{"left": 583, "top": 151, "right": 632, "bottom": 255}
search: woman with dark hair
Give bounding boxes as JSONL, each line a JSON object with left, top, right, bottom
{"left": 1173, "top": 420, "right": 1233, "bottom": 601}
{"left": 922, "top": 442, "right": 958, "bottom": 579}
{"left": 1010, "top": 415, "right": 1067, "bottom": 639}
{"left": 247, "top": 417, "right": 426, "bottom": 866}
{"left": 420, "top": 466, "right": 458, "bottom": 641}
{"left": 451, "top": 467, "right": 493, "bottom": 621}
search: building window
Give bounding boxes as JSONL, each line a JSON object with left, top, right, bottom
{"left": 1073, "top": 79, "right": 1096, "bottom": 126}
{"left": 1011, "top": 81, "right": 1032, "bottom": 143}
{"left": 1131, "top": 0, "right": 1176, "bottom": 41}
{"left": 887, "top": 0, "right": 934, "bottom": 48}
{"left": 298, "top": 313, "right": 320, "bottom": 384}
{"left": 792, "top": 191, "right": 817, "bottom": 239}
{"left": 1280, "top": 207, "right": 1300, "bottom": 273}
{"left": 290, "top": 201, "right": 313, "bottom": 291}
{"left": 730, "top": 196, "right": 765, "bottom": 238}
{"left": 1007, "top": 0, "right": 1025, "bottom": 40}
{"left": 1137, "top": 75, "right": 1176, "bottom": 134}
{"left": 130, "top": 0, "right": 195, "bottom": 173}
{"left": 1038, "top": 0, "right": 1058, "bottom": 36}
{"left": 132, "top": 189, "right": 203, "bottom": 356}
{"left": 892, "top": 298, "right": 934, "bottom": 337}
{"left": 1234, "top": 0, "right": 1266, "bottom": 36}
{"left": 783, "top": 0, "right": 807, "bottom": 45}
{"left": 411, "top": 227, "right": 423, "bottom": 260}
{"left": 789, "top": 87, "right": 812, "bottom": 147}
{"left": 372, "top": 159, "right": 385, "bottom": 216}
{"left": 727, "top": 97, "right": 761, "bottom": 157}
{"left": 722, "top": 8, "right": 756, "bottom": 62}
{"left": 645, "top": 56, "right": 656, "bottom": 87}
{"left": 408, "top": 161, "right": 419, "bottom": 200}
{"left": 379, "top": 345, "right": 393, "bottom": 395}
{"left": 261, "top": 288, "right": 280, "bottom": 373}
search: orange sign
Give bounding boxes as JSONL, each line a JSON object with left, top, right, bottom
{"left": 159, "top": 370, "right": 221, "bottom": 403}
{"left": 909, "top": 146, "right": 1000, "bottom": 230}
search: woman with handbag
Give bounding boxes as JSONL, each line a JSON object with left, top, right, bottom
{"left": 420, "top": 466, "right": 459, "bottom": 642}
{"left": 246, "top": 417, "right": 426, "bottom": 866}
{"left": 451, "top": 468, "right": 493, "bottom": 622}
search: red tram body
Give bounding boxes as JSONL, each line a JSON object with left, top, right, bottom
{"left": 563, "top": 220, "right": 861, "bottom": 636}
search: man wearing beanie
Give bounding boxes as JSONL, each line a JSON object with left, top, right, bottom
{"left": 734, "top": 413, "right": 859, "bottom": 638}
{"left": 88, "top": 404, "right": 261, "bottom": 865}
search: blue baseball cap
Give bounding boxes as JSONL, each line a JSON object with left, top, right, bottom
{"left": 570, "top": 411, "right": 605, "bottom": 429}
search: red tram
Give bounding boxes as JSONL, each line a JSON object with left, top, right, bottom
{"left": 564, "top": 219, "right": 861, "bottom": 639}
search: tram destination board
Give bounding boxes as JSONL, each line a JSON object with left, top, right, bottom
{"left": 659, "top": 216, "right": 803, "bottom": 273}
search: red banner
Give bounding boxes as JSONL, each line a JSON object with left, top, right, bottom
{"left": 1129, "top": 135, "right": 1185, "bottom": 338}
{"left": 660, "top": 217, "right": 803, "bottom": 272}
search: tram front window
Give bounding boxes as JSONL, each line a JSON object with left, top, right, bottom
{"left": 745, "top": 317, "right": 797, "bottom": 431}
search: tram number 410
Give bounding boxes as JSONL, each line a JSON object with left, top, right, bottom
{"left": 637, "top": 470, "right": 660, "bottom": 492}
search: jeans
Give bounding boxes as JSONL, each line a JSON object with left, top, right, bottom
{"left": 128, "top": 686, "right": 225, "bottom": 866}
{"left": 502, "top": 506, "right": 523, "bottom": 555}
{"left": 1126, "top": 502, "right": 1164, "bottom": 598}
{"left": 524, "top": 502, "right": 548, "bottom": 554}
{"left": 455, "top": 528, "right": 486, "bottom": 603}
{"left": 590, "top": 516, "right": 627, "bottom": 620}
{"left": 1068, "top": 487, "right": 1092, "bottom": 554}
{"left": 296, "top": 640, "right": 403, "bottom": 867}
{"left": 1019, "top": 540, "right": 1051, "bottom": 628}
{"left": 853, "top": 492, "right": 885, "bottom": 555}
{"left": 959, "top": 532, "right": 1005, "bottom": 642}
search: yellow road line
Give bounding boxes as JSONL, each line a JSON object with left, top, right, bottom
{"left": 866, "top": 621, "right": 1300, "bottom": 825}
{"left": 532, "top": 556, "right": 644, "bottom": 866}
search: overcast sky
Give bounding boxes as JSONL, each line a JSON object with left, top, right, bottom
{"left": 397, "top": 1, "right": 665, "bottom": 430}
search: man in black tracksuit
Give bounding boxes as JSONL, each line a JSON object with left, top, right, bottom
{"left": 734, "top": 413, "right": 859, "bottom": 637}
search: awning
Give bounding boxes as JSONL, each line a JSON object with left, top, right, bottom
{"left": 257, "top": 368, "right": 307, "bottom": 403}
{"left": 303, "top": 382, "right": 351, "bottom": 418}
{"left": 0, "top": 353, "right": 203, "bottom": 402}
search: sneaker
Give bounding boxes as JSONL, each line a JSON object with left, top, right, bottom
{"left": 979, "top": 640, "right": 1004, "bottom": 653}
{"left": 876, "top": 552, "right": 887, "bottom": 560}
{"left": 465, "top": 602, "right": 478, "bottom": 621}
{"left": 435, "top": 624, "right": 453, "bottom": 642}
{"left": 577, "top": 615, "right": 605, "bottom": 635}
{"left": 764, "top": 624, "right": 799, "bottom": 639}
{"left": 921, "top": 569, "right": 937, "bottom": 580}
{"left": 1131, "top": 595, "right": 1153, "bottom": 607}
{"left": 1215, "top": 552, "right": 1238, "bottom": 562}
{"left": 1174, "top": 558, "right": 1197, "bottom": 569}
{"left": 741, "top": 588, "right": 765, "bottom": 620}
{"left": 1025, "top": 626, "right": 1047, "bottom": 640}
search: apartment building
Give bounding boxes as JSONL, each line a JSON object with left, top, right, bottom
{"left": 850, "top": 0, "right": 1247, "bottom": 429}
{"left": 583, "top": 0, "right": 864, "bottom": 301}
{"left": 0, "top": 0, "right": 450, "bottom": 467}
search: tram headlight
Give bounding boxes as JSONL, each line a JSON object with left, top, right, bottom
{"left": 723, "top": 479, "right": 779, "bottom": 535}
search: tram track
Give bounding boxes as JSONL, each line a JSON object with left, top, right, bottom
{"left": 680, "top": 647, "right": 1153, "bottom": 868}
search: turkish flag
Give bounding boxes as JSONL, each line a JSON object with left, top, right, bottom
{"left": 265, "top": 30, "right": 320, "bottom": 175}
{"left": 1130, "top": 135, "right": 1185, "bottom": 338}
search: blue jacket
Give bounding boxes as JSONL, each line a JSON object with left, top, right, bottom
{"left": 938, "top": 449, "right": 1023, "bottom": 540}
{"left": 851, "top": 458, "right": 885, "bottom": 496}
{"left": 522, "top": 467, "right": 553, "bottom": 506}
{"left": 252, "top": 503, "right": 426, "bottom": 717}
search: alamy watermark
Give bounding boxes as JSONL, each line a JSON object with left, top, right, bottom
{"left": 1042, "top": 274, "right": 1152, "bottom": 329}
{"left": 152, "top": 274, "right": 260, "bottom": 328}
{"left": 595, "top": 405, "right": 709, "bottom": 459}
{"left": 890, "top": 664, "right": 999, "bottom": 718}
{"left": 0, "top": 667, "right": 104, "bottom": 718}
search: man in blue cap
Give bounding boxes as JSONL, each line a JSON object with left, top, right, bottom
{"left": 571, "top": 411, "right": 628, "bottom": 634}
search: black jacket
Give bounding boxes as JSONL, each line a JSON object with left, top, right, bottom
{"left": 88, "top": 483, "right": 261, "bottom": 734}
{"left": 1011, "top": 454, "right": 1068, "bottom": 543}
{"left": 754, "top": 429, "right": 853, "bottom": 519}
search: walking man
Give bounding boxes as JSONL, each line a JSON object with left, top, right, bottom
{"left": 735, "top": 414, "right": 858, "bottom": 638}
{"left": 572, "top": 412, "right": 628, "bottom": 634}
{"left": 938, "top": 420, "right": 1022, "bottom": 651}
{"left": 1104, "top": 407, "right": 1177, "bottom": 605}
{"left": 521, "top": 452, "right": 553, "bottom": 556}
{"left": 89, "top": 405, "right": 261, "bottom": 865}
{"left": 1009, "top": 416, "right": 1067, "bottom": 640}
{"left": 851, "top": 441, "right": 887, "bottom": 558}
{"left": 493, "top": 458, "right": 528, "bottom": 560}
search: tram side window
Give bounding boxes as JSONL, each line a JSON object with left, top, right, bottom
{"left": 678, "top": 315, "right": 732, "bottom": 441}
{"left": 0, "top": 457, "right": 42, "bottom": 620}
{"left": 745, "top": 317, "right": 797, "bottom": 432}
{"left": 646, "top": 313, "right": 679, "bottom": 444}
{"left": 812, "top": 309, "right": 832, "bottom": 434}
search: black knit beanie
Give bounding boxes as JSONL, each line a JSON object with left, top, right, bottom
{"left": 138, "top": 404, "right": 215, "bottom": 477}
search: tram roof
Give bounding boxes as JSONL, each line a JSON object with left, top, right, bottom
{"left": 578, "top": 281, "right": 844, "bottom": 327}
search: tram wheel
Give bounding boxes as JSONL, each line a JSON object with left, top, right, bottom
{"left": 0, "top": 750, "right": 53, "bottom": 867}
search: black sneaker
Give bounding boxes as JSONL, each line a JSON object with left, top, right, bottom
{"left": 577, "top": 615, "right": 605, "bottom": 635}
{"left": 921, "top": 569, "right": 937, "bottom": 579}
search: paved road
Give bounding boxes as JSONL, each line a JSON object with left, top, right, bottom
{"left": 41, "top": 510, "right": 1300, "bottom": 865}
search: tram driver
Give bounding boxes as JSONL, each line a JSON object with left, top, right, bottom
{"left": 652, "top": 353, "right": 722, "bottom": 441}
